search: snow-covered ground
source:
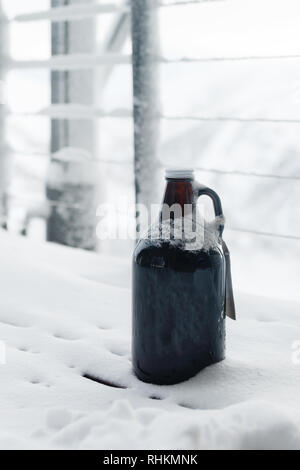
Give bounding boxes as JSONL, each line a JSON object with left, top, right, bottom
{"left": 1, "top": 229, "right": 300, "bottom": 450}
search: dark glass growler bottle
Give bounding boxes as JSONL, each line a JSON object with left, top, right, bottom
{"left": 132, "top": 169, "right": 227, "bottom": 385}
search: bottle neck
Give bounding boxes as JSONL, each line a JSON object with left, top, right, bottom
{"left": 162, "top": 178, "right": 195, "bottom": 218}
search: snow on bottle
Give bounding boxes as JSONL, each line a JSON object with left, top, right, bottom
{"left": 132, "top": 169, "right": 235, "bottom": 385}
{"left": 46, "top": 147, "right": 98, "bottom": 251}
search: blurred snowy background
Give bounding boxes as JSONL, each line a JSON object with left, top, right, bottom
{"left": 1, "top": 0, "right": 300, "bottom": 451}
{"left": 1, "top": 0, "right": 300, "bottom": 301}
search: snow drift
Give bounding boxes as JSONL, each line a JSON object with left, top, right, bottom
{"left": 0, "top": 230, "right": 300, "bottom": 449}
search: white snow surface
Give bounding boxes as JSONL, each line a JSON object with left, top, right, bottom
{"left": 0, "top": 230, "right": 300, "bottom": 450}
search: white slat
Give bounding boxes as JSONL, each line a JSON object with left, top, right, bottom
{"left": 162, "top": 0, "right": 223, "bottom": 6}
{"left": 9, "top": 53, "right": 131, "bottom": 70}
{"left": 14, "top": 0, "right": 223, "bottom": 23}
{"left": 13, "top": 105, "right": 132, "bottom": 120}
{"left": 14, "top": 3, "right": 130, "bottom": 23}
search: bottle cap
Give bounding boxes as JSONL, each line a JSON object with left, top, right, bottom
{"left": 165, "top": 168, "right": 194, "bottom": 180}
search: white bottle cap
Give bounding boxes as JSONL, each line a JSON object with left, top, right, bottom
{"left": 165, "top": 168, "right": 194, "bottom": 180}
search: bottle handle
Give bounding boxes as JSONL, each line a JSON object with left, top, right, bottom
{"left": 194, "top": 183, "right": 224, "bottom": 238}
{"left": 194, "top": 182, "right": 236, "bottom": 320}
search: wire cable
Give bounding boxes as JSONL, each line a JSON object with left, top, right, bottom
{"left": 229, "top": 227, "right": 300, "bottom": 241}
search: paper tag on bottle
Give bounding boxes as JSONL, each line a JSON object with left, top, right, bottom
{"left": 222, "top": 240, "right": 236, "bottom": 321}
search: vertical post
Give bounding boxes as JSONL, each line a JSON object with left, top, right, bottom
{"left": 131, "top": 0, "right": 160, "bottom": 210}
{"left": 51, "top": 0, "right": 70, "bottom": 153}
{"left": 67, "top": 0, "right": 96, "bottom": 155}
{"left": 51, "top": 0, "right": 96, "bottom": 155}
{"left": 49, "top": 0, "right": 97, "bottom": 249}
{"left": 0, "top": 2, "right": 8, "bottom": 228}
{"left": 46, "top": 148, "right": 98, "bottom": 251}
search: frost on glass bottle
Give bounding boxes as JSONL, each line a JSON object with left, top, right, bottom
{"left": 132, "top": 169, "right": 235, "bottom": 385}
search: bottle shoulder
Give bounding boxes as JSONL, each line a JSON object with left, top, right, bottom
{"left": 133, "top": 237, "right": 224, "bottom": 270}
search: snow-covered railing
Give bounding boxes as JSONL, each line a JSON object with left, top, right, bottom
{"left": 3, "top": 0, "right": 300, "bottom": 245}
{"left": 160, "top": 115, "right": 300, "bottom": 124}
{"left": 11, "top": 106, "right": 300, "bottom": 126}
{"left": 14, "top": 3, "right": 130, "bottom": 23}
{"left": 13, "top": 0, "right": 223, "bottom": 23}
{"left": 9, "top": 148, "right": 300, "bottom": 182}
{"left": 192, "top": 167, "right": 300, "bottom": 182}
{"left": 160, "top": 54, "right": 300, "bottom": 63}
{"left": 228, "top": 228, "right": 300, "bottom": 242}
{"left": 10, "top": 141, "right": 300, "bottom": 183}
{"left": 8, "top": 53, "right": 300, "bottom": 72}
{"left": 9, "top": 54, "right": 131, "bottom": 70}
{"left": 161, "top": 0, "right": 223, "bottom": 6}
{"left": 7, "top": 189, "right": 300, "bottom": 242}
{"left": 13, "top": 105, "right": 132, "bottom": 120}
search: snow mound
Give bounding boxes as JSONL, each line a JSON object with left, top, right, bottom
{"left": 0, "top": 230, "right": 300, "bottom": 450}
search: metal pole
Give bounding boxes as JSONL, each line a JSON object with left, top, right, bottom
{"left": 51, "top": 0, "right": 70, "bottom": 153}
{"left": 131, "top": 0, "right": 160, "bottom": 210}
